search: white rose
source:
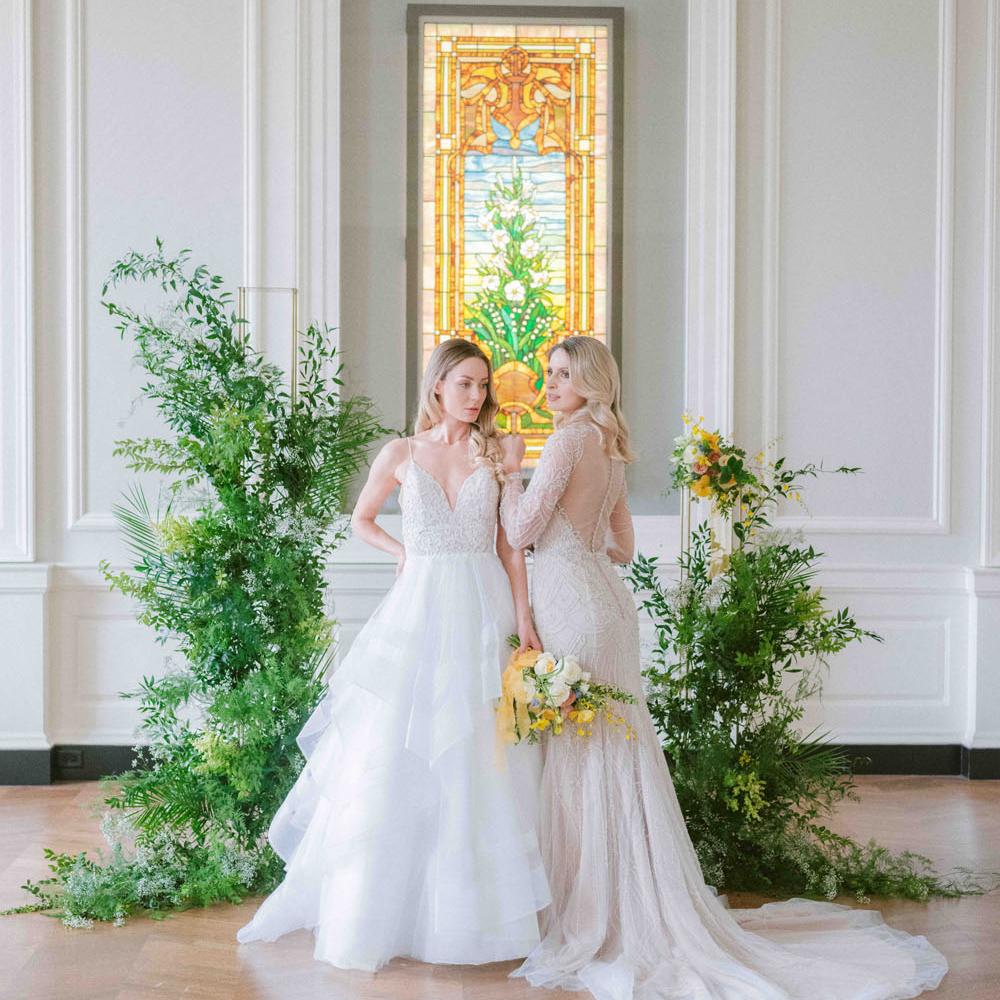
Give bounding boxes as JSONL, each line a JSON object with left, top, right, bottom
{"left": 561, "top": 656, "right": 582, "bottom": 684}
{"left": 481, "top": 274, "right": 500, "bottom": 293}
{"left": 504, "top": 280, "right": 526, "bottom": 303}
{"left": 522, "top": 674, "right": 538, "bottom": 700}
{"left": 548, "top": 680, "right": 571, "bottom": 705}
{"left": 533, "top": 652, "right": 558, "bottom": 676}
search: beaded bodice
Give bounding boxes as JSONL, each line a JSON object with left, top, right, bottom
{"left": 401, "top": 459, "right": 499, "bottom": 556}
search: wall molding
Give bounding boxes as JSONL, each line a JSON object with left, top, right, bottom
{"left": 64, "top": 0, "right": 88, "bottom": 531}
{"left": 819, "top": 615, "right": 950, "bottom": 707}
{"left": 67, "top": 0, "right": 268, "bottom": 532}
{"left": 984, "top": 0, "right": 1000, "bottom": 566}
{"left": 684, "top": 0, "right": 736, "bottom": 435}
{"left": 0, "top": 0, "right": 34, "bottom": 560}
{"left": 763, "top": 0, "right": 955, "bottom": 536}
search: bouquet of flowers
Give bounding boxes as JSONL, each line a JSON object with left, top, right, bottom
{"left": 494, "top": 636, "right": 637, "bottom": 767}
{"left": 669, "top": 413, "right": 759, "bottom": 514}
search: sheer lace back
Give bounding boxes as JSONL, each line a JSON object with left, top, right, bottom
{"left": 500, "top": 421, "right": 632, "bottom": 561}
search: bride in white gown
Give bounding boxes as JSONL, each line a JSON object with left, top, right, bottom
{"left": 499, "top": 336, "right": 948, "bottom": 1000}
{"left": 236, "top": 338, "right": 550, "bottom": 971}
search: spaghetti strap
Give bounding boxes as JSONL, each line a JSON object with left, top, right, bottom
{"left": 406, "top": 436, "right": 413, "bottom": 460}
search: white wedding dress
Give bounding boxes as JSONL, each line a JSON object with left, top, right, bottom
{"left": 500, "top": 419, "right": 948, "bottom": 1000}
{"left": 236, "top": 445, "right": 550, "bottom": 970}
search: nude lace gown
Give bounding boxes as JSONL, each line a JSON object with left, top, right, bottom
{"left": 500, "top": 419, "right": 947, "bottom": 1000}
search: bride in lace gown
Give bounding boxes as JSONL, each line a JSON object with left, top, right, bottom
{"left": 236, "top": 339, "right": 549, "bottom": 970}
{"left": 498, "top": 336, "right": 947, "bottom": 1000}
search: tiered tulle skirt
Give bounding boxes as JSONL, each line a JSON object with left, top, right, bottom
{"left": 236, "top": 551, "right": 550, "bottom": 971}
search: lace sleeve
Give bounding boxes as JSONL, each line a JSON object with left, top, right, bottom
{"left": 606, "top": 478, "right": 635, "bottom": 564}
{"left": 500, "top": 427, "right": 586, "bottom": 549}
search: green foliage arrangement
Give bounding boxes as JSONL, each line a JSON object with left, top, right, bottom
{"left": 627, "top": 451, "right": 992, "bottom": 902}
{"left": 3, "top": 242, "right": 388, "bottom": 925}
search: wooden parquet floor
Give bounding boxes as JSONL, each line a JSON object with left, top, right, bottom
{"left": 1, "top": 776, "right": 997, "bottom": 1000}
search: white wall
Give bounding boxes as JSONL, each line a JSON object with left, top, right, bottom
{"left": 0, "top": 0, "right": 997, "bottom": 762}
{"left": 0, "top": 0, "right": 340, "bottom": 751}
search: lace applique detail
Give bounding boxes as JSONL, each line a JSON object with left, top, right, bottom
{"left": 402, "top": 461, "right": 498, "bottom": 555}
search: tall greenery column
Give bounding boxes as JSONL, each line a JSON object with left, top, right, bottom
{"left": 4, "top": 243, "right": 389, "bottom": 925}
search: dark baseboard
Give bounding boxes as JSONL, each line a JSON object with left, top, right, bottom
{"left": 834, "top": 743, "right": 964, "bottom": 777}
{"left": 960, "top": 745, "right": 1000, "bottom": 780}
{"left": 0, "top": 749, "right": 51, "bottom": 785}
{"left": 1, "top": 743, "right": 997, "bottom": 785}
{"left": 0, "top": 745, "right": 142, "bottom": 785}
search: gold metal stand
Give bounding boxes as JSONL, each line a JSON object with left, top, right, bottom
{"left": 679, "top": 487, "right": 692, "bottom": 579}
{"left": 236, "top": 285, "right": 300, "bottom": 404}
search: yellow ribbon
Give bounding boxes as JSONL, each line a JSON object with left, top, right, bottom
{"left": 493, "top": 649, "right": 538, "bottom": 772}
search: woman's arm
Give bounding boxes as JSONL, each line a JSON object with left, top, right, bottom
{"left": 606, "top": 481, "right": 635, "bottom": 564}
{"left": 495, "top": 519, "right": 541, "bottom": 652}
{"left": 349, "top": 438, "right": 408, "bottom": 575}
{"left": 499, "top": 428, "right": 584, "bottom": 550}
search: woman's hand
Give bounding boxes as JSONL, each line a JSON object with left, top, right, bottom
{"left": 517, "top": 621, "right": 542, "bottom": 655}
{"left": 500, "top": 433, "right": 526, "bottom": 474}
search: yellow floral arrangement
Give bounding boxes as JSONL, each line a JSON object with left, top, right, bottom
{"left": 494, "top": 638, "right": 637, "bottom": 768}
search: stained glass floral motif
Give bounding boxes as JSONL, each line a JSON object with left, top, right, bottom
{"left": 420, "top": 22, "right": 611, "bottom": 463}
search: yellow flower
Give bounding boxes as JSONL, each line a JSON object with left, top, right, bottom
{"left": 575, "top": 708, "right": 595, "bottom": 724}
{"left": 691, "top": 475, "right": 712, "bottom": 498}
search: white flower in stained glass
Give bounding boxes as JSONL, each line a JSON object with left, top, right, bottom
{"left": 504, "top": 280, "right": 526, "bottom": 302}
{"left": 528, "top": 269, "right": 549, "bottom": 285}
{"left": 477, "top": 211, "right": 493, "bottom": 229}
{"left": 499, "top": 199, "right": 520, "bottom": 220}
{"left": 482, "top": 274, "right": 501, "bottom": 293}
{"left": 521, "top": 238, "right": 540, "bottom": 258}
{"left": 523, "top": 207, "right": 538, "bottom": 224}
{"left": 491, "top": 229, "right": 511, "bottom": 249}
{"left": 489, "top": 253, "right": 508, "bottom": 271}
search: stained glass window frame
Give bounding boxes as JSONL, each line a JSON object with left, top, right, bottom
{"left": 405, "top": 4, "right": 624, "bottom": 463}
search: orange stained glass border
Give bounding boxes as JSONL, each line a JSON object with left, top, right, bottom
{"left": 408, "top": 9, "right": 621, "bottom": 464}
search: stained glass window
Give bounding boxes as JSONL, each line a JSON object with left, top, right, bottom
{"left": 411, "top": 13, "right": 617, "bottom": 464}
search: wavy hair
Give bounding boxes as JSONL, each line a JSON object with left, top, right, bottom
{"left": 549, "top": 336, "right": 637, "bottom": 463}
{"left": 414, "top": 338, "right": 504, "bottom": 478}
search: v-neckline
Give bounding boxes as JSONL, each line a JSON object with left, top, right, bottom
{"left": 409, "top": 459, "right": 485, "bottom": 515}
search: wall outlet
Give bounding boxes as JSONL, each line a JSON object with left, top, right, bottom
{"left": 56, "top": 747, "right": 83, "bottom": 769}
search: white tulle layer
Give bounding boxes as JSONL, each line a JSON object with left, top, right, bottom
{"left": 236, "top": 551, "right": 551, "bottom": 972}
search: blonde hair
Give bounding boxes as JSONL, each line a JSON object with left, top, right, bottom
{"left": 415, "top": 339, "right": 504, "bottom": 478}
{"left": 549, "top": 336, "right": 637, "bottom": 463}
